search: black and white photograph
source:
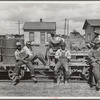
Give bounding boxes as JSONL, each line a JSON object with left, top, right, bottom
{"left": 0, "top": 1, "right": 100, "bottom": 98}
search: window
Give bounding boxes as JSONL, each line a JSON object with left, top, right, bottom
{"left": 29, "top": 32, "right": 34, "bottom": 42}
{"left": 87, "top": 33, "right": 91, "bottom": 42}
{"left": 41, "top": 32, "right": 45, "bottom": 44}
{"left": 47, "top": 32, "right": 51, "bottom": 42}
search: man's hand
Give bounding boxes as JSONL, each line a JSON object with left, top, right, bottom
{"left": 68, "top": 59, "right": 70, "bottom": 62}
{"left": 22, "top": 60, "right": 28, "bottom": 64}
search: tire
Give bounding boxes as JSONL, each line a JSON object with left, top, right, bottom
{"left": 8, "top": 68, "right": 25, "bottom": 80}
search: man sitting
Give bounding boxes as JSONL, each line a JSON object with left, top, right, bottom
{"left": 45, "top": 32, "right": 63, "bottom": 61}
{"left": 13, "top": 41, "right": 47, "bottom": 85}
{"left": 54, "top": 42, "right": 71, "bottom": 82}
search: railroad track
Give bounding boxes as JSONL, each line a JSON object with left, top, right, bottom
{"left": 0, "top": 79, "right": 87, "bottom": 83}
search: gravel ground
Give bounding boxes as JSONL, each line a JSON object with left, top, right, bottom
{"left": 0, "top": 82, "right": 100, "bottom": 97}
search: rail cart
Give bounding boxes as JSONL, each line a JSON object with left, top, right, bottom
{"left": 0, "top": 38, "right": 91, "bottom": 82}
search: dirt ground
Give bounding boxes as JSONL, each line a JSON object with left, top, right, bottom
{"left": 0, "top": 82, "right": 100, "bottom": 98}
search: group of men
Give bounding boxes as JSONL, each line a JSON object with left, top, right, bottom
{"left": 12, "top": 30, "right": 100, "bottom": 92}
{"left": 13, "top": 32, "right": 71, "bottom": 85}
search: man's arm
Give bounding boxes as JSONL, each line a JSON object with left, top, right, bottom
{"left": 88, "top": 50, "right": 97, "bottom": 62}
{"left": 14, "top": 51, "right": 20, "bottom": 62}
{"left": 55, "top": 50, "right": 61, "bottom": 59}
{"left": 65, "top": 50, "right": 71, "bottom": 59}
{"left": 49, "top": 37, "right": 61, "bottom": 45}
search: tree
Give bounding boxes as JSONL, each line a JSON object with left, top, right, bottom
{"left": 70, "top": 29, "right": 80, "bottom": 36}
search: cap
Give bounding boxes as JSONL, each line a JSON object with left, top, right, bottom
{"left": 61, "top": 42, "right": 66, "bottom": 47}
{"left": 26, "top": 41, "right": 31, "bottom": 45}
{"left": 16, "top": 42, "right": 21, "bottom": 46}
{"left": 94, "top": 31, "right": 100, "bottom": 35}
{"left": 50, "top": 32, "right": 55, "bottom": 35}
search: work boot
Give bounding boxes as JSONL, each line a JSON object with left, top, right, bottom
{"left": 54, "top": 77, "right": 57, "bottom": 83}
{"left": 12, "top": 76, "right": 19, "bottom": 86}
{"left": 91, "top": 86, "right": 96, "bottom": 90}
{"left": 31, "top": 76, "right": 38, "bottom": 83}
{"left": 96, "top": 87, "right": 100, "bottom": 91}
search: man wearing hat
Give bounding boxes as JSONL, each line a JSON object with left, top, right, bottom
{"left": 91, "top": 31, "right": 100, "bottom": 43}
{"left": 13, "top": 41, "right": 47, "bottom": 85}
{"left": 14, "top": 42, "right": 22, "bottom": 62}
{"left": 54, "top": 42, "right": 71, "bottom": 82}
{"left": 13, "top": 41, "right": 38, "bottom": 85}
{"left": 88, "top": 41, "right": 100, "bottom": 91}
{"left": 45, "top": 32, "right": 63, "bottom": 61}
{"left": 23, "top": 41, "right": 46, "bottom": 66}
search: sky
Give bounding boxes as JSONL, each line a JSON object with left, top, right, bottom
{"left": 0, "top": 1, "right": 100, "bottom": 35}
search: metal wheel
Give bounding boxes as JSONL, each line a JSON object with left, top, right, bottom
{"left": 8, "top": 68, "right": 25, "bottom": 80}
{"left": 84, "top": 69, "right": 89, "bottom": 80}
{"left": 83, "top": 67, "right": 90, "bottom": 80}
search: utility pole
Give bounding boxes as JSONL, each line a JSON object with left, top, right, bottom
{"left": 18, "top": 20, "right": 20, "bottom": 35}
{"left": 64, "top": 19, "right": 67, "bottom": 36}
{"left": 67, "top": 19, "right": 69, "bottom": 43}
{"left": 16, "top": 21, "right": 22, "bottom": 40}
{"left": 64, "top": 19, "right": 69, "bottom": 42}
{"left": 64, "top": 19, "right": 69, "bottom": 49}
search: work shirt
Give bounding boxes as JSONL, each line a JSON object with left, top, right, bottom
{"left": 49, "top": 36, "right": 62, "bottom": 47}
{"left": 15, "top": 49, "right": 21, "bottom": 61}
{"left": 49, "top": 36, "right": 64, "bottom": 50}
{"left": 22, "top": 46, "right": 33, "bottom": 57}
{"left": 88, "top": 48, "right": 100, "bottom": 62}
{"left": 55, "top": 49, "right": 71, "bottom": 60}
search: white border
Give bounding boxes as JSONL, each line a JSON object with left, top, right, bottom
{"left": 0, "top": 1, "right": 100, "bottom": 3}
{"left": 0, "top": 1, "right": 100, "bottom": 99}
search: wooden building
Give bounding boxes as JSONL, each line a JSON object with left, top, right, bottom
{"left": 83, "top": 19, "right": 100, "bottom": 43}
{"left": 22, "top": 19, "right": 56, "bottom": 55}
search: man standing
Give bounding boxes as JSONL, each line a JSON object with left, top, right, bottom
{"left": 88, "top": 42, "right": 100, "bottom": 91}
{"left": 54, "top": 42, "right": 71, "bottom": 82}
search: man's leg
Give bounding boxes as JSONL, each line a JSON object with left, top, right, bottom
{"left": 45, "top": 47, "right": 49, "bottom": 60}
{"left": 92, "top": 62, "right": 100, "bottom": 89}
{"left": 54, "top": 61, "right": 61, "bottom": 79}
{"left": 63, "top": 60, "right": 70, "bottom": 80}
{"left": 26, "top": 61, "right": 37, "bottom": 83}
{"left": 32, "top": 53, "right": 46, "bottom": 66}
{"left": 14, "top": 61, "right": 24, "bottom": 76}
{"left": 13, "top": 61, "right": 24, "bottom": 85}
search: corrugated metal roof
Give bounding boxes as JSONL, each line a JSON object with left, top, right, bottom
{"left": 88, "top": 19, "right": 100, "bottom": 26}
{"left": 83, "top": 19, "right": 100, "bottom": 29}
{"left": 23, "top": 22, "right": 56, "bottom": 30}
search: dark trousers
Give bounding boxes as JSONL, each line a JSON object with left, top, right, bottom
{"left": 31, "top": 53, "right": 46, "bottom": 66}
{"left": 88, "top": 67, "right": 97, "bottom": 87}
{"left": 45, "top": 47, "right": 49, "bottom": 60}
{"left": 91, "top": 62, "right": 100, "bottom": 88}
{"left": 14, "top": 53, "right": 46, "bottom": 77}
{"left": 14, "top": 60, "right": 35, "bottom": 77}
